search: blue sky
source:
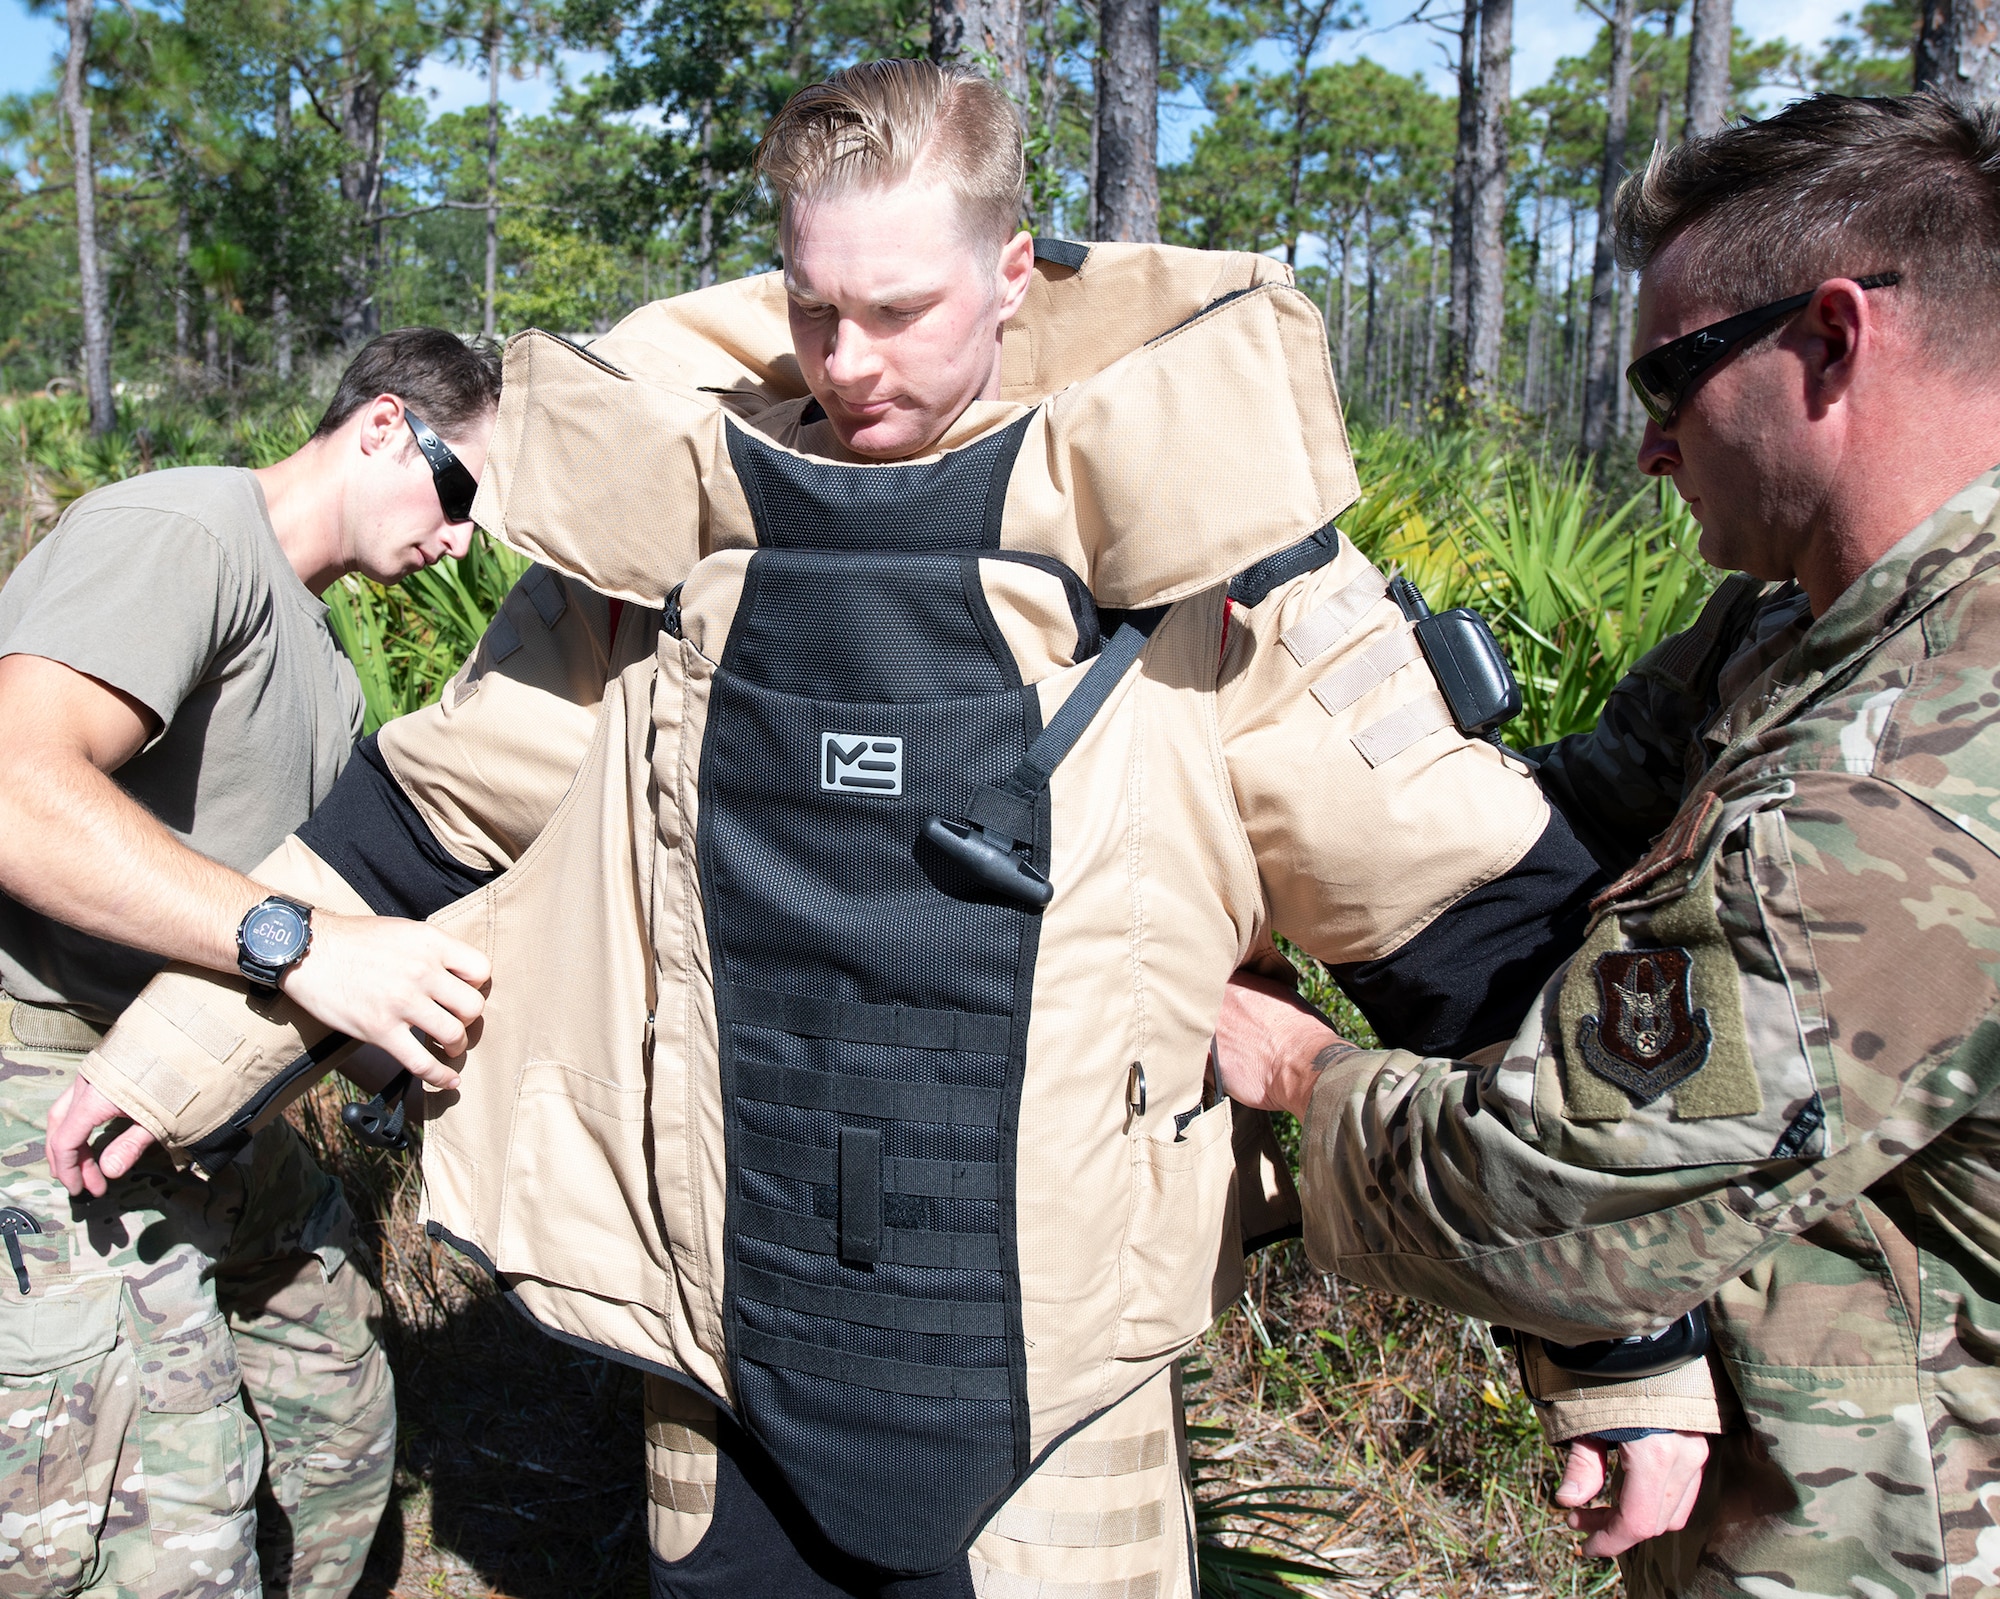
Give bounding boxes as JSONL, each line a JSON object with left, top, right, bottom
{"left": 0, "top": 0, "right": 1854, "bottom": 133}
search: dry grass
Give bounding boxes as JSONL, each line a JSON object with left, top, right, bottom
{"left": 288, "top": 1077, "right": 1622, "bottom": 1599}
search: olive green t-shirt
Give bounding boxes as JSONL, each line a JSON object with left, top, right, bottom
{"left": 0, "top": 467, "right": 365, "bottom": 1021}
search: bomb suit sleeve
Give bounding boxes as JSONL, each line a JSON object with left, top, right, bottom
{"left": 76, "top": 567, "right": 645, "bottom": 1165}
{"left": 1216, "top": 535, "right": 1606, "bottom": 1057}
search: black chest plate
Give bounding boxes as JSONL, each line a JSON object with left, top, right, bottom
{"left": 696, "top": 419, "right": 1073, "bottom": 1573}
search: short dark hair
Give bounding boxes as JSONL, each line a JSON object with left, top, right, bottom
{"left": 1614, "top": 92, "right": 2000, "bottom": 371}
{"left": 312, "top": 327, "right": 503, "bottom": 443}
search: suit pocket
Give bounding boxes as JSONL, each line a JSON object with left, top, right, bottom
{"left": 1115, "top": 1101, "right": 1244, "bottom": 1360}
{"left": 0, "top": 1278, "right": 150, "bottom": 1596}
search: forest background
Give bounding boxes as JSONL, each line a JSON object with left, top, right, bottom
{"left": 0, "top": 0, "right": 1983, "bottom": 1591}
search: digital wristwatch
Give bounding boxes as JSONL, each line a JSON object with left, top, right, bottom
{"left": 236, "top": 895, "right": 315, "bottom": 989}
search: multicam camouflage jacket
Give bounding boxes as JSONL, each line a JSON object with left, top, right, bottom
{"left": 1299, "top": 467, "right": 2000, "bottom": 1597}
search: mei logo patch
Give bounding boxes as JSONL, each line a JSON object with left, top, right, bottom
{"left": 821, "top": 733, "right": 903, "bottom": 796}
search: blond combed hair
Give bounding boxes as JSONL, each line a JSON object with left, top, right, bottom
{"left": 755, "top": 59, "right": 1025, "bottom": 247}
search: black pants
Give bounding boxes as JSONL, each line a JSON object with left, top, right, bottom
{"left": 649, "top": 1413, "right": 976, "bottom": 1598}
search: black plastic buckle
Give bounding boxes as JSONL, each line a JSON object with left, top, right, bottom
{"left": 0, "top": 1206, "right": 43, "bottom": 1295}
{"left": 1539, "top": 1305, "right": 1711, "bottom": 1381}
{"left": 341, "top": 1069, "right": 415, "bottom": 1152}
{"left": 921, "top": 817, "right": 1053, "bottom": 909}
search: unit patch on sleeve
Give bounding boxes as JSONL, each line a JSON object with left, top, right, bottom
{"left": 1574, "top": 948, "right": 1712, "bottom": 1105}
{"left": 1555, "top": 856, "right": 1764, "bottom": 1126}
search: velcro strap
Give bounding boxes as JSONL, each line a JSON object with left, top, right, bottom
{"left": 646, "top": 1420, "right": 715, "bottom": 1456}
{"left": 986, "top": 1499, "right": 1167, "bottom": 1549}
{"left": 1044, "top": 1430, "right": 1170, "bottom": 1479}
{"left": 0, "top": 997, "right": 105, "bottom": 1054}
{"left": 734, "top": 1327, "right": 1013, "bottom": 1400}
{"left": 839, "top": 1125, "right": 882, "bottom": 1265}
{"left": 646, "top": 1471, "right": 716, "bottom": 1514}
{"left": 735, "top": 1198, "right": 1003, "bottom": 1270}
{"left": 523, "top": 564, "right": 568, "bottom": 628}
{"left": 732, "top": 1063, "right": 1004, "bottom": 1127}
{"left": 965, "top": 784, "right": 1037, "bottom": 847}
{"left": 139, "top": 986, "right": 246, "bottom": 1064}
{"left": 725, "top": 987, "right": 1011, "bottom": 1056}
{"left": 971, "top": 1574, "right": 1161, "bottom": 1599}
{"left": 1311, "top": 628, "right": 1423, "bottom": 717}
{"left": 483, "top": 609, "right": 522, "bottom": 664}
{"left": 91, "top": 1033, "right": 198, "bottom": 1117}
{"left": 734, "top": 1130, "right": 1000, "bottom": 1200}
{"left": 1351, "top": 695, "right": 1454, "bottom": 768}
{"left": 732, "top": 1263, "right": 1009, "bottom": 1336}
{"left": 1280, "top": 569, "right": 1388, "bottom": 666}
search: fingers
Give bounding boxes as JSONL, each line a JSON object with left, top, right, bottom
{"left": 45, "top": 1081, "right": 97, "bottom": 1198}
{"left": 374, "top": 1025, "right": 463, "bottom": 1092}
{"left": 45, "top": 1078, "right": 152, "bottom": 1198}
{"left": 96, "top": 1121, "right": 157, "bottom": 1183}
{"left": 1555, "top": 1439, "right": 1609, "bottom": 1508}
{"left": 438, "top": 935, "right": 492, "bottom": 991}
{"left": 1569, "top": 1432, "right": 1712, "bottom": 1559}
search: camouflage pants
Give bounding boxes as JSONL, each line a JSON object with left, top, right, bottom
{"left": 0, "top": 1035, "right": 395, "bottom": 1599}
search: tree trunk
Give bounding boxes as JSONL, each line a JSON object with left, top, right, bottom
{"left": 1421, "top": 239, "right": 1439, "bottom": 402}
{"left": 1653, "top": 1, "right": 1678, "bottom": 156}
{"left": 698, "top": 109, "right": 717, "bottom": 289}
{"left": 63, "top": 0, "right": 112, "bottom": 436}
{"left": 174, "top": 202, "right": 190, "bottom": 365}
{"left": 484, "top": 4, "right": 501, "bottom": 338}
{"left": 931, "top": 0, "right": 1029, "bottom": 115}
{"left": 204, "top": 287, "right": 220, "bottom": 384}
{"left": 1444, "top": 0, "right": 1478, "bottom": 387}
{"left": 273, "top": 66, "right": 293, "bottom": 383}
{"left": 336, "top": 73, "right": 386, "bottom": 344}
{"left": 1580, "top": 0, "right": 1635, "bottom": 456}
{"left": 1466, "top": 0, "right": 1511, "bottom": 395}
{"left": 1683, "top": 0, "right": 1730, "bottom": 136}
{"left": 1032, "top": 0, "right": 1062, "bottom": 230}
{"left": 1093, "top": 0, "right": 1158, "bottom": 240}
{"left": 1338, "top": 226, "right": 1353, "bottom": 379}
{"left": 1917, "top": 0, "right": 2000, "bottom": 104}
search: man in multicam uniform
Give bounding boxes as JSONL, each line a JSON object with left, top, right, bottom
{"left": 1218, "top": 92, "right": 2000, "bottom": 1595}
{"left": 0, "top": 330, "right": 500, "bottom": 1599}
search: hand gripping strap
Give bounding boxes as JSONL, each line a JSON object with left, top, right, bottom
{"left": 924, "top": 607, "right": 1168, "bottom": 907}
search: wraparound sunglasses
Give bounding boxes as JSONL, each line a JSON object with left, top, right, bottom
{"left": 404, "top": 408, "right": 480, "bottom": 524}
{"left": 1625, "top": 272, "right": 1901, "bottom": 427}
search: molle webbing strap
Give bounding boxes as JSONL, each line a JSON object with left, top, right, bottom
{"left": 966, "top": 607, "right": 1169, "bottom": 849}
{"left": 1044, "top": 1430, "right": 1171, "bottom": 1478}
{"left": 724, "top": 984, "right": 1011, "bottom": 1054}
{"left": 732, "top": 1062, "right": 1004, "bottom": 1126}
{"left": 732, "top": 1263, "right": 1010, "bottom": 1337}
{"left": 736, "top": 1197, "right": 1004, "bottom": 1269}
{"left": 986, "top": 1499, "right": 1169, "bottom": 1548}
{"left": 733, "top": 1328, "right": 1016, "bottom": 1400}
{"left": 732, "top": 1129, "right": 1000, "bottom": 1198}
{"left": 973, "top": 1576, "right": 1161, "bottom": 1599}
{"left": 1281, "top": 569, "right": 1389, "bottom": 667}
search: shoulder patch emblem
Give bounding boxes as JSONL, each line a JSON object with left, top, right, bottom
{"left": 1575, "top": 948, "right": 1712, "bottom": 1105}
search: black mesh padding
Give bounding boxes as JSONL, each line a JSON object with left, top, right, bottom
{"left": 699, "top": 529, "right": 1052, "bottom": 1570}
{"left": 726, "top": 415, "right": 1031, "bottom": 552}
{"left": 726, "top": 552, "right": 1015, "bottom": 703}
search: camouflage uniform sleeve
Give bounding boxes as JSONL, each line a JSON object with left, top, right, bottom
{"left": 79, "top": 568, "right": 637, "bottom": 1167}
{"left": 1294, "top": 766, "right": 2000, "bottom": 1345}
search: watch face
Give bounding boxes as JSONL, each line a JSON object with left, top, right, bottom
{"left": 243, "top": 904, "right": 308, "bottom": 967}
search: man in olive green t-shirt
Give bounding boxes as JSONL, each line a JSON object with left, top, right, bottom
{"left": 0, "top": 328, "right": 497, "bottom": 1599}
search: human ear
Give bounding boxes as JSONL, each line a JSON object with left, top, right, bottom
{"left": 1800, "top": 279, "right": 1870, "bottom": 407}
{"left": 994, "top": 230, "right": 1036, "bottom": 323}
{"left": 354, "top": 394, "right": 406, "bottom": 458}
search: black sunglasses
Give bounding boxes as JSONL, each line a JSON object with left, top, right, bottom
{"left": 404, "top": 408, "right": 480, "bottom": 524}
{"left": 1624, "top": 272, "right": 1901, "bottom": 427}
